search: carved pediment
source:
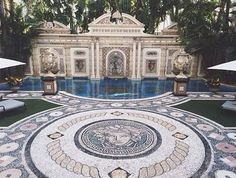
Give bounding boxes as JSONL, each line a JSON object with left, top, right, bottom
{"left": 88, "top": 13, "right": 145, "bottom": 35}
{"left": 96, "top": 16, "right": 137, "bottom": 25}
{"left": 89, "top": 13, "right": 144, "bottom": 27}
{"left": 97, "top": 17, "right": 111, "bottom": 25}
{"left": 161, "top": 23, "right": 178, "bottom": 35}
{"left": 37, "top": 21, "right": 70, "bottom": 34}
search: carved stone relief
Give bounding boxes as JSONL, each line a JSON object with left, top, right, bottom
{"left": 146, "top": 60, "right": 157, "bottom": 73}
{"left": 143, "top": 48, "right": 160, "bottom": 76}
{"left": 39, "top": 48, "right": 65, "bottom": 75}
{"left": 71, "top": 48, "right": 89, "bottom": 75}
{"left": 75, "top": 59, "right": 86, "bottom": 73}
{"left": 40, "top": 48, "right": 59, "bottom": 74}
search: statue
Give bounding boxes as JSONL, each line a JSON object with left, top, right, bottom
{"left": 110, "top": 10, "right": 123, "bottom": 24}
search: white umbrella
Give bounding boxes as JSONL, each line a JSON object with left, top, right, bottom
{"left": 208, "top": 60, "right": 236, "bottom": 72}
{"left": 0, "top": 58, "right": 25, "bottom": 69}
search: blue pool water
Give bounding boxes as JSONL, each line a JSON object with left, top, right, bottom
{"left": 1, "top": 78, "right": 236, "bottom": 99}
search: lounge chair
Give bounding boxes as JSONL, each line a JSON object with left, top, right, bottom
{"left": 222, "top": 101, "right": 236, "bottom": 112}
{"left": 0, "top": 99, "right": 25, "bottom": 113}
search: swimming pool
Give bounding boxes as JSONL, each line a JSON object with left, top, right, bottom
{"left": 0, "top": 78, "right": 235, "bottom": 99}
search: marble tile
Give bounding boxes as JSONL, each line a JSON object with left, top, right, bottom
{"left": 0, "top": 143, "right": 19, "bottom": 153}
{"left": 36, "top": 117, "right": 49, "bottom": 122}
{"left": 109, "top": 168, "right": 130, "bottom": 178}
{"left": 8, "top": 132, "right": 26, "bottom": 140}
{"left": 20, "top": 123, "right": 37, "bottom": 131}
{"left": 215, "top": 170, "right": 236, "bottom": 178}
{"left": 0, "top": 169, "right": 22, "bottom": 178}
{"left": 0, "top": 132, "right": 7, "bottom": 139}
{"left": 0, "top": 156, "right": 16, "bottom": 167}
{"left": 215, "top": 143, "right": 236, "bottom": 153}
{"left": 227, "top": 133, "right": 236, "bottom": 141}
{"left": 220, "top": 156, "right": 236, "bottom": 167}
{"left": 197, "top": 124, "right": 214, "bottom": 132}
{"left": 208, "top": 133, "right": 224, "bottom": 141}
{"left": 172, "top": 132, "right": 188, "bottom": 140}
{"left": 170, "top": 112, "right": 184, "bottom": 117}
{"left": 49, "top": 111, "right": 64, "bottom": 117}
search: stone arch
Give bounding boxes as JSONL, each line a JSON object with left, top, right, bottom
{"left": 106, "top": 49, "right": 127, "bottom": 78}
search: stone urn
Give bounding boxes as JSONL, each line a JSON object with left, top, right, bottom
{"left": 40, "top": 48, "right": 60, "bottom": 95}
{"left": 173, "top": 51, "right": 190, "bottom": 96}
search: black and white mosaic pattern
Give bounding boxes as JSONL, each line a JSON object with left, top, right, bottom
{"left": 75, "top": 119, "right": 161, "bottom": 159}
{"left": 0, "top": 91, "right": 235, "bottom": 178}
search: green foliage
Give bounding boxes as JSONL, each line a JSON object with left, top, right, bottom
{"left": 0, "top": 2, "right": 38, "bottom": 75}
{"left": 19, "top": 0, "right": 181, "bottom": 33}
{"left": 118, "top": 0, "right": 131, "bottom": 13}
{"left": 176, "top": 0, "right": 236, "bottom": 71}
{"left": 178, "top": 1, "right": 217, "bottom": 43}
{"left": 88, "top": 0, "right": 106, "bottom": 22}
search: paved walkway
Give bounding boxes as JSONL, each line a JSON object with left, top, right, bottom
{"left": 0, "top": 91, "right": 236, "bottom": 178}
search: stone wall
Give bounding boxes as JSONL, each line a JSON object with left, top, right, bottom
{"left": 28, "top": 14, "right": 203, "bottom": 79}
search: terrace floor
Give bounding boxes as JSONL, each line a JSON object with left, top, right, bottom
{"left": 0, "top": 91, "right": 236, "bottom": 178}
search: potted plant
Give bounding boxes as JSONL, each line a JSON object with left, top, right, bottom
{"left": 207, "top": 76, "right": 220, "bottom": 93}
{"left": 5, "top": 76, "right": 23, "bottom": 92}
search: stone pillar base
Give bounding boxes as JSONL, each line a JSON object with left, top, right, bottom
{"left": 41, "top": 76, "right": 58, "bottom": 95}
{"left": 173, "top": 75, "right": 188, "bottom": 96}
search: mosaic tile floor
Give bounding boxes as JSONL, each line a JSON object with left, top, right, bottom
{"left": 0, "top": 91, "right": 236, "bottom": 178}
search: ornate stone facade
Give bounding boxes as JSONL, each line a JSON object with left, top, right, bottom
{"left": 28, "top": 13, "right": 202, "bottom": 79}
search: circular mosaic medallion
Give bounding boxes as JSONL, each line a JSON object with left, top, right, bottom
{"left": 26, "top": 109, "right": 211, "bottom": 178}
{"left": 74, "top": 119, "right": 161, "bottom": 159}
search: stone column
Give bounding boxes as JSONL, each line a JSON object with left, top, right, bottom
{"left": 32, "top": 46, "right": 40, "bottom": 76}
{"left": 137, "top": 41, "right": 142, "bottom": 79}
{"left": 64, "top": 47, "right": 72, "bottom": 76}
{"left": 95, "top": 42, "right": 100, "bottom": 79}
{"left": 160, "top": 47, "right": 168, "bottom": 78}
{"left": 131, "top": 42, "right": 136, "bottom": 79}
{"left": 91, "top": 42, "right": 95, "bottom": 79}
